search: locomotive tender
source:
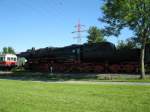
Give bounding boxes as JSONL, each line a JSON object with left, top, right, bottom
{"left": 18, "top": 42, "right": 150, "bottom": 73}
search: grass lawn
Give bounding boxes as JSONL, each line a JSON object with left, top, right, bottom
{"left": 0, "top": 80, "right": 150, "bottom": 112}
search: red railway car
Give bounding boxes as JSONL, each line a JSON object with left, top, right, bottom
{"left": 0, "top": 54, "right": 17, "bottom": 69}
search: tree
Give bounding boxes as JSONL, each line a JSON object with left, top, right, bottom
{"left": 117, "top": 40, "right": 132, "bottom": 50}
{"left": 2, "top": 47, "right": 15, "bottom": 54}
{"left": 8, "top": 47, "right": 15, "bottom": 54}
{"left": 2, "top": 47, "right": 8, "bottom": 54}
{"left": 117, "top": 38, "right": 139, "bottom": 50}
{"left": 100, "top": 0, "right": 150, "bottom": 79}
{"left": 87, "top": 26, "right": 106, "bottom": 44}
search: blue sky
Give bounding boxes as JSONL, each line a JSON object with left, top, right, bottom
{"left": 0, "top": 0, "right": 133, "bottom": 52}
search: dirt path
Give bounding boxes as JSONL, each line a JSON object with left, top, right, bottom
{"left": 62, "top": 81, "right": 150, "bottom": 85}
{"left": 26, "top": 80, "right": 150, "bottom": 86}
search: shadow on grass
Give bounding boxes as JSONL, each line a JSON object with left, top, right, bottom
{"left": 0, "top": 71, "right": 99, "bottom": 82}
{"left": 0, "top": 71, "right": 150, "bottom": 82}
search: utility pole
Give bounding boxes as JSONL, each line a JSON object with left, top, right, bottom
{"left": 72, "top": 20, "right": 86, "bottom": 44}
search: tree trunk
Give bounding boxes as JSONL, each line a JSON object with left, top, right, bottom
{"left": 140, "top": 43, "right": 145, "bottom": 79}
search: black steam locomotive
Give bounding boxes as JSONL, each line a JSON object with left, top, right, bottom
{"left": 18, "top": 42, "right": 150, "bottom": 73}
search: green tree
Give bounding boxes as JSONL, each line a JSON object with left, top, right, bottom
{"left": 8, "top": 47, "right": 15, "bottom": 54}
{"left": 87, "top": 26, "right": 106, "bottom": 44}
{"left": 2, "top": 47, "right": 15, "bottom": 54}
{"left": 117, "top": 38, "right": 138, "bottom": 50}
{"left": 101, "top": 0, "right": 150, "bottom": 79}
{"left": 117, "top": 40, "right": 128, "bottom": 50}
{"left": 2, "top": 47, "right": 8, "bottom": 54}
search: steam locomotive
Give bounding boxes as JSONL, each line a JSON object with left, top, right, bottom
{"left": 18, "top": 42, "right": 150, "bottom": 73}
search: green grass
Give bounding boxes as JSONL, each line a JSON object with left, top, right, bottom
{"left": 0, "top": 80, "right": 150, "bottom": 112}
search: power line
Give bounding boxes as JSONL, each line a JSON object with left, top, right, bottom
{"left": 72, "top": 20, "right": 87, "bottom": 44}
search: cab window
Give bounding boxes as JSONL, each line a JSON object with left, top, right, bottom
{"left": 11, "top": 57, "right": 14, "bottom": 61}
{"left": 0, "top": 57, "right": 4, "bottom": 62}
{"left": 7, "top": 57, "right": 10, "bottom": 61}
{"left": 14, "top": 58, "right": 17, "bottom": 61}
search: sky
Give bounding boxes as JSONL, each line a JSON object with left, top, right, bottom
{"left": 0, "top": 0, "right": 133, "bottom": 53}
